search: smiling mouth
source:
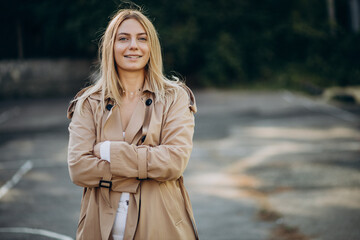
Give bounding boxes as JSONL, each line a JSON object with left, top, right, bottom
{"left": 125, "top": 55, "right": 142, "bottom": 59}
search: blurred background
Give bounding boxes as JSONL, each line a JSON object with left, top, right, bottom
{"left": 1, "top": 0, "right": 360, "bottom": 96}
{"left": 0, "top": 0, "right": 359, "bottom": 240}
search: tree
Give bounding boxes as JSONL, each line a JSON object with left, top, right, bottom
{"left": 327, "top": 0, "right": 337, "bottom": 35}
{"left": 349, "top": 0, "right": 360, "bottom": 32}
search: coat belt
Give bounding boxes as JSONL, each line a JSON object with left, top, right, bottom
{"left": 100, "top": 171, "right": 113, "bottom": 208}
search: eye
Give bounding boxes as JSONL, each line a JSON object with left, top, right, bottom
{"left": 138, "top": 37, "right": 147, "bottom": 42}
{"left": 118, "top": 37, "right": 128, "bottom": 41}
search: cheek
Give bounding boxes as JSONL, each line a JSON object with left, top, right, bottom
{"left": 114, "top": 41, "right": 128, "bottom": 54}
{"left": 113, "top": 43, "right": 122, "bottom": 55}
{"left": 113, "top": 44, "right": 124, "bottom": 63}
{"left": 142, "top": 45, "right": 150, "bottom": 59}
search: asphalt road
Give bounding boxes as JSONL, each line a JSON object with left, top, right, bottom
{"left": 0, "top": 90, "right": 359, "bottom": 240}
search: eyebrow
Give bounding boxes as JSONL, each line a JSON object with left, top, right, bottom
{"left": 117, "top": 32, "right": 147, "bottom": 36}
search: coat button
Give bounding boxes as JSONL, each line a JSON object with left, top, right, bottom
{"left": 145, "top": 99, "right": 152, "bottom": 106}
{"left": 106, "top": 104, "right": 113, "bottom": 111}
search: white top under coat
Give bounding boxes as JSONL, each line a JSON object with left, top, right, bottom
{"left": 100, "top": 132, "right": 130, "bottom": 240}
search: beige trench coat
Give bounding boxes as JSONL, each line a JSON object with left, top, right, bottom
{"left": 67, "top": 81, "right": 198, "bottom": 240}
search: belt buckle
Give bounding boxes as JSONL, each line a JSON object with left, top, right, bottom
{"left": 99, "top": 180, "right": 112, "bottom": 188}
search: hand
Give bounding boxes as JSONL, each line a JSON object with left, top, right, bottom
{"left": 93, "top": 142, "right": 101, "bottom": 158}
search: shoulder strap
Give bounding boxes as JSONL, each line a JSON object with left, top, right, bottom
{"left": 66, "top": 86, "right": 93, "bottom": 119}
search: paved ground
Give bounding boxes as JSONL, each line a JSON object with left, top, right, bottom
{"left": 0, "top": 90, "right": 359, "bottom": 240}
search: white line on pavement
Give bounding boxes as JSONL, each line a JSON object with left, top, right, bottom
{"left": 0, "top": 227, "right": 73, "bottom": 240}
{"left": 0, "top": 160, "right": 33, "bottom": 199}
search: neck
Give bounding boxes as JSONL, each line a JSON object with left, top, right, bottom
{"left": 118, "top": 69, "right": 145, "bottom": 94}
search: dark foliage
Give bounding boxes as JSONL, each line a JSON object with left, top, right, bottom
{"left": 1, "top": 0, "right": 359, "bottom": 88}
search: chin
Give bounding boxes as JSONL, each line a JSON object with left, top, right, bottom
{"left": 121, "top": 67, "right": 146, "bottom": 72}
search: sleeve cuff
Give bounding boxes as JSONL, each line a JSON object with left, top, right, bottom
{"left": 100, "top": 141, "right": 111, "bottom": 162}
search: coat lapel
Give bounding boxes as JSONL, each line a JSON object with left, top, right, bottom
{"left": 102, "top": 81, "right": 155, "bottom": 144}
{"left": 125, "top": 98, "right": 146, "bottom": 144}
{"left": 103, "top": 105, "right": 124, "bottom": 141}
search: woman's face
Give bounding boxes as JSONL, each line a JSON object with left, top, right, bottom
{"left": 114, "top": 18, "right": 150, "bottom": 74}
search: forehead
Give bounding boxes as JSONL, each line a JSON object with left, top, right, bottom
{"left": 117, "top": 18, "right": 146, "bottom": 34}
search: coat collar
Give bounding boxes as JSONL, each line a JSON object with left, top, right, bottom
{"left": 67, "top": 80, "right": 197, "bottom": 120}
{"left": 88, "top": 78, "right": 154, "bottom": 100}
{"left": 102, "top": 82, "right": 154, "bottom": 144}
{"left": 141, "top": 78, "right": 155, "bottom": 94}
{"left": 102, "top": 94, "right": 153, "bottom": 144}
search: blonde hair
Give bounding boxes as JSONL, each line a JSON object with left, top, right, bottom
{"left": 73, "top": 9, "right": 180, "bottom": 113}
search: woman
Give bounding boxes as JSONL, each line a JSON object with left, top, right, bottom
{"left": 67, "top": 8, "right": 198, "bottom": 240}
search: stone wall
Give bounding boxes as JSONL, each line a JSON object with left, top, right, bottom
{"left": 0, "top": 59, "right": 94, "bottom": 99}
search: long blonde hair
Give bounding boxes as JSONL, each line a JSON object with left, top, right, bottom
{"left": 73, "top": 9, "right": 180, "bottom": 113}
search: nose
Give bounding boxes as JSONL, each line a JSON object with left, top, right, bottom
{"left": 129, "top": 38, "right": 138, "bottom": 50}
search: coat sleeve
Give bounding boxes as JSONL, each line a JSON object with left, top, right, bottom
{"left": 109, "top": 87, "right": 195, "bottom": 182}
{"left": 67, "top": 99, "right": 112, "bottom": 188}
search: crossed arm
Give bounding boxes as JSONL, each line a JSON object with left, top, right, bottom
{"left": 67, "top": 89, "right": 195, "bottom": 189}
